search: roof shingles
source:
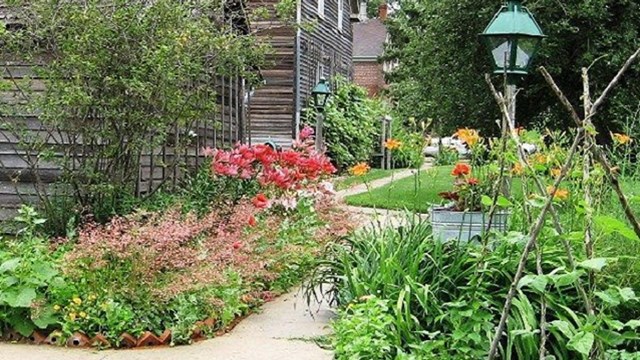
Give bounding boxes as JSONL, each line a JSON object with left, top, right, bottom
{"left": 352, "top": 19, "right": 387, "bottom": 59}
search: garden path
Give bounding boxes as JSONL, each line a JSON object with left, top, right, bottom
{"left": 0, "top": 165, "right": 430, "bottom": 360}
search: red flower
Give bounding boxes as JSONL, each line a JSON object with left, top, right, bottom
{"left": 248, "top": 215, "right": 257, "bottom": 227}
{"left": 467, "top": 177, "right": 479, "bottom": 185}
{"left": 232, "top": 241, "right": 243, "bottom": 250}
{"left": 252, "top": 193, "right": 270, "bottom": 209}
{"left": 451, "top": 163, "right": 471, "bottom": 177}
{"left": 253, "top": 144, "right": 278, "bottom": 166}
{"left": 280, "top": 149, "right": 301, "bottom": 166}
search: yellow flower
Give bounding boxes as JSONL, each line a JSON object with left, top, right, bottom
{"left": 384, "top": 138, "right": 402, "bottom": 151}
{"left": 53, "top": 304, "right": 61, "bottom": 311}
{"left": 72, "top": 297, "right": 82, "bottom": 305}
{"left": 350, "top": 162, "right": 370, "bottom": 177}
{"left": 534, "top": 153, "right": 547, "bottom": 165}
{"left": 612, "top": 132, "right": 632, "bottom": 145}
{"left": 88, "top": 294, "right": 97, "bottom": 301}
{"left": 511, "top": 162, "right": 524, "bottom": 176}
{"left": 551, "top": 168, "right": 561, "bottom": 178}
{"left": 79, "top": 311, "right": 87, "bottom": 319}
{"left": 547, "top": 186, "right": 569, "bottom": 201}
{"left": 69, "top": 312, "right": 77, "bottom": 321}
{"left": 454, "top": 128, "right": 481, "bottom": 146}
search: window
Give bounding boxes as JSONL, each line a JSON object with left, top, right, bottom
{"left": 317, "top": 0, "right": 325, "bottom": 18}
{"left": 337, "top": 0, "right": 344, "bottom": 31}
{"left": 316, "top": 62, "right": 325, "bottom": 83}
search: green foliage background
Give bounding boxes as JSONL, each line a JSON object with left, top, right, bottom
{"left": 321, "top": 79, "right": 386, "bottom": 171}
{"left": 384, "top": 0, "right": 640, "bottom": 137}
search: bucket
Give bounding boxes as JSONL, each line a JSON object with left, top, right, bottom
{"left": 430, "top": 206, "right": 508, "bottom": 243}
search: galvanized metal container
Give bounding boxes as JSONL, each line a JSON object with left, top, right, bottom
{"left": 430, "top": 207, "right": 509, "bottom": 243}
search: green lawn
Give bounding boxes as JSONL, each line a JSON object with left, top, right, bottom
{"left": 334, "top": 169, "right": 398, "bottom": 190}
{"left": 345, "top": 166, "right": 523, "bottom": 212}
{"left": 345, "top": 166, "right": 453, "bottom": 212}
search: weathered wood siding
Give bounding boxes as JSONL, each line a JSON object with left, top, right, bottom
{"left": 246, "top": 0, "right": 353, "bottom": 147}
{"left": 298, "top": 0, "right": 353, "bottom": 103}
{"left": 246, "top": 0, "right": 297, "bottom": 147}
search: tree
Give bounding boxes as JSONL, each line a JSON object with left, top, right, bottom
{"left": 384, "top": 0, "right": 640, "bottom": 137}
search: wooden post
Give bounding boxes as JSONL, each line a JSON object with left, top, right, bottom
{"left": 385, "top": 116, "right": 392, "bottom": 170}
{"left": 315, "top": 110, "right": 324, "bottom": 152}
{"left": 380, "top": 117, "right": 386, "bottom": 169}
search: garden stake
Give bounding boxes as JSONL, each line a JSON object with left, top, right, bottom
{"left": 581, "top": 68, "right": 596, "bottom": 296}
{"left": 486, "top": 128, "right": 583, "bottom": 360}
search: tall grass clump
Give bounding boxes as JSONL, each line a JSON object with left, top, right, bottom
{"left": 308, "top": 215, "right": 640, "bottom": 359}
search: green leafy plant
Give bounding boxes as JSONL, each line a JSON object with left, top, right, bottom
{"left": 315, "top": 77, "right": 385, "bottom": 171}
{"left": 1, "top": 0, "right": 268, "bottom": 222}
{"left": 0, "top": 206, "right": 67, "bottom": 337}
{"left": 311, "top": 212, "right": 640, "bottom": 359}
{"left": 332, "top": 296, "right": 401, "bottom": 359}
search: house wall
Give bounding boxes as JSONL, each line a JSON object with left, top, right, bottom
{"left": 297, "top": 0, "right": 354, "bottom": 120}
{"left": 353, "top": 60, "right": 385, "bottom": 97}
{"left": 245, "top": 0, "right": 297, "bottom": 147}
{"left": 246, "top": 0, "right": 353, "bottom": 147}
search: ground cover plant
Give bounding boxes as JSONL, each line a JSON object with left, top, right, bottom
{"left": 0, "top": 131, "right": 353, "bottom": 347}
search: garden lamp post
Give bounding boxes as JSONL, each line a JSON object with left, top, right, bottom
{"left": 480, "top": 0, "right": 545, "bottom": 129}
{"left": 311, "top": 77, "right": 332, "bottom": 152}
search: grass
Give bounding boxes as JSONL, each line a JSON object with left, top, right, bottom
{"left": 345, "top": 166, "right": 454, "bottom": 212}
{"left": 345, "top": 166, "right": 523, "bottom": 213}
{"left": 334, "top": 168, "right": 398, "bottom": 190}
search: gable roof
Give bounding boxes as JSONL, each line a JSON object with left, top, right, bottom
{"left": 352, "top": 18, "right": 387, "bottom": 59}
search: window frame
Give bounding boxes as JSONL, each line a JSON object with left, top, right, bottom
{"left": 317, "top": 0, "right": 325, "bottom": 19}
{"left": 337, "top": 0, "right": 344, "bottom": 31}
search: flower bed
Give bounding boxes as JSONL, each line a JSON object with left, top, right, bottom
{"left": 0, "top": 128, "right": 352, "bottom": 348}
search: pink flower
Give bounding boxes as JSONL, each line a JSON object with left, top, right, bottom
{"left": 300, "top": 126, "right": 315, "bottom": 140}
{"left": 277, "top": 196, "right": 298, "bottom": 211}
{"left": 319, "top": 181, "right": 336, "bottom": 195}
{"left": 248, "top": 215, "right": 257, "bottom": 227}
{"left": 240, "top": 168, "right": 254, "bottom": 180}
{"left": 201, "top": 147, "right": 216, "bottom": 157}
